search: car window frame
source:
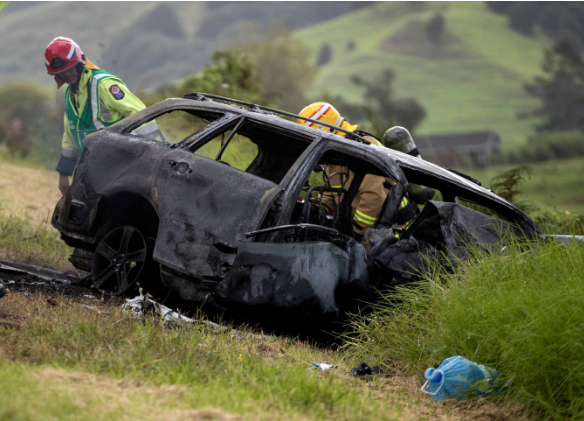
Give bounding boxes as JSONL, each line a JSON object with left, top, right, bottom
{"left": 182, "top": 114, "right": 319, "bottom": 184}
{"left": 395, "top": 161, "right": 539, "bottom": 235}
{"left": 177, "top": 113, "right": 242, "bottom": 151}
{"left": 269, "top": 137, "right": 407, "bottom": 231}
{"left": 119, "top": 103, "right": 236, "bottom": 144}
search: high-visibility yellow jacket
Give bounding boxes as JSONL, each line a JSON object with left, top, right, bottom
{"left": 57, "top": 65, "right": 155, "bottom": 176}
{"left": 321, "top": 136, "right": 414, "bottom": 246}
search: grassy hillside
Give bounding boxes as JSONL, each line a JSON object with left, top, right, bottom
{"left": 0, "top": 2, "right": 208, "bottom": 90}
{"left": 463, "top": 157, "right": 584, "bottom": 216}
{"left": 0, "top": 2, "right": 367, "bottom": 90}
{"left": 295, "top": 2, "right": 551, "bottom": 147}
{"left": 0, "top": 2, "right": 551, "bottom": 148}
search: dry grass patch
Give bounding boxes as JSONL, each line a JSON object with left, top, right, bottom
{"left": 0, "top": 363, "right": 242, "bottom": 421}
{"left": 0, "top": 157, "right": 73, "bottom": 269}
{"left": 0, "top": 158, "right": 61, "bottom": 225}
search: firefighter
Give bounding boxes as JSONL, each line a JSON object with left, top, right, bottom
{"left": 45, "top": 36, "right": 159, "bottom": 195}
{"left": 297, "top": 102, "right": 418, "bottom": 249}
{"left": 383, "top": 126, "right": 435, "bottom": 205}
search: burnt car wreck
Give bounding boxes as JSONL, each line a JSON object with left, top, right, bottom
{"left": 52, "top": 93, "right": 540, "bottom": 335}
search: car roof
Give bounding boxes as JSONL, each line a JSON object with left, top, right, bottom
{"left": 162, "top": 97, "right": 501, "bottom": 198}
{"left": 111, "top": 95, "right": 537, "bottom": 234}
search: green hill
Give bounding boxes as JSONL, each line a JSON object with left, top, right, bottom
{"left": 466, "top": 157, "right": 584, "bottom": 216}
{"left": 0, "top": 2, "right": 367, "bottom": 90}
{"left": 295, "top": 2, "right": 552, "bottom": 147}
{"left": 0, "top": 2, "right": 552, "bottom": 147}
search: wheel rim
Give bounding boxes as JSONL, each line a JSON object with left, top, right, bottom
{"left": 91, "top": 226, "right": 147, "bottom": 295}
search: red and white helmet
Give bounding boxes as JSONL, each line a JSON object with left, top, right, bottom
{"left": 44, "top": 37, "right": 85, "bottom": 75}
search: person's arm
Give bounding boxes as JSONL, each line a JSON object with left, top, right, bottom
{"left": 321, "top": 165, "right": 347, "bottom": 213}
{"left": 56, "top": 113, "right": 81, "bottom": 195}
{"left": 99, "top": 78, "right": 146, "bottom": 118}
{"left": 100, "top": 78, "right": 163, "bottom": 139}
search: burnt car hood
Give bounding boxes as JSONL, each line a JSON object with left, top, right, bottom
{"left": 373, "top": 146, "right": 538, "bottom": 236}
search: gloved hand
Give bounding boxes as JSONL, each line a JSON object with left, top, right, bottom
{"left": 309, "top": 197, "right": 334, "bottom": 215}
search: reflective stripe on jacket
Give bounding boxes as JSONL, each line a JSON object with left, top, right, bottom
{"left": 321, "top": 136, "right": 401, "bottom": 242}
{"left": 61, "top": 68, "right": 150, "bottom": 157}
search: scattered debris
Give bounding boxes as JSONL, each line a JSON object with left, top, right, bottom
{"left": 0, "top": 262, "right": 29, "bottom": 277}
{"left": 311, "top": 362, "right": 336, "bottom": 371}
{"left": 123, "top": 290, "right": 272, "bottom": 341}
{"left": 123, "top": 290, "right": 198, "bottom": 324}
{"left": 0, "top": 260, "right": 81, "bottom": 283}
{"left": 351, "top": 362, "right": 383, "bottom": 376}
{"left": 78, "top": 304, "right": 111, "bottom": 316}
{"left": 1, "top": 264, "right": 273, "bottom": 341}
{"left": 0, "top": 263, "right": 98, "bottom": 299}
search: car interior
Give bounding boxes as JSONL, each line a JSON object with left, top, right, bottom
{"left": 189, "top": 118, "right": 314, "bottom": 185}
{"left": 287, "top": 149, "right": 401, "bottom": 242}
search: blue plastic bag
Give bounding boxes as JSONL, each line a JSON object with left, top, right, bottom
{"left": 421, "top": 355, "right": 500, "bottom": 401}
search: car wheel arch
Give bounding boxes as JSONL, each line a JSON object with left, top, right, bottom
{"left": 92, "top": 191, "right": 160, "bottom": 241}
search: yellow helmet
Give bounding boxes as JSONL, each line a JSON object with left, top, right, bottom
{"left": 297, "top": 102, "right": 358, "bottom": 136}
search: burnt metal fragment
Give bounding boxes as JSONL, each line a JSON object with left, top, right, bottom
{"left": 352, "top": 362, "right": 384, "bottom": 376}
{"left": 406, "top": 201, "right": 525, "bottom": 260}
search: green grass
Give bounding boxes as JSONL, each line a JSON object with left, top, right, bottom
{"left": 0, "top": 363, "right": 181, "bottom": 421}
{"left": 347, "top": 235, "right": 584, "bottom": 419}
{"left": 0, "top": 210, "right": 71, "bottom": 269}
{"left": 0, "top": 150, "right": 72, "bottom": 269}
{"left": 462, "top": 157, "right": 584, "bottom": 216}
{"left": 0, "top": 147, "right": 54, "bottom": 171}
{"left": 295, "top": 1, "right": 550, "bottom": 147}
{"left": 0, "top": 293, "right": 450, "bottom": 421}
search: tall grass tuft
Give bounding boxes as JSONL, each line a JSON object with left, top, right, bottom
{"left": 347, "top": 235, "right": 584, "bottom": 418}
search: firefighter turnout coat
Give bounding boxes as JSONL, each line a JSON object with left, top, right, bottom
{"left": 321, "top": 135, "right": 418, "bottom": 247}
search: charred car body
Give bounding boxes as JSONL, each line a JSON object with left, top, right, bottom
{"left": 52, "top": 94, "right": 540, "bottom": 334}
